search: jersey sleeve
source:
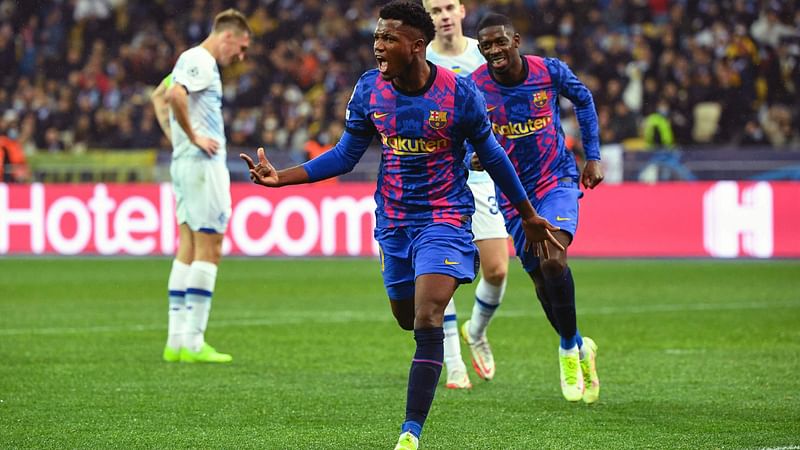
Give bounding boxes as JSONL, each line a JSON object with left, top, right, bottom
{"left": 302, "top": 130, "right": 373, "bottom": 182}
{"left": 459, "top": 78, "right": 493, "bottom": 144}
{"left": 472, "top": 133, "right": 527, "bottom": 205}
{"left": 344, "top": 74, "right": 377, "bottom": 137}
{"left": 161, "top": 73, "right": 173, "bottom": 89}
{"left": 546, "top": 57, "right": 601, "bottom": 161}
{"left": 172, "top": 51, "right": 214, "bottom": 93}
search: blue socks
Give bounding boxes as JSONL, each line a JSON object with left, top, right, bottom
{"left": 543, "top": 266, "right": 582, "bottom": 350}
{"left": 402, "top": 327, "right": 444, "bottom": 438}
{"left": 401, "top": 421, "right": 422, "bottom": 439}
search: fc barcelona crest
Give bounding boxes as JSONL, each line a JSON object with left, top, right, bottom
{"left": 428, "top": 110, "right": 448, "bottom": 130}
{"left": 532, "top": 90, "right": 548, "bottom": 108}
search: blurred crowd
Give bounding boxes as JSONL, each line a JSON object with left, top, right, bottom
{"left": 1, "top": 0, "right": 799, "bottom": 170}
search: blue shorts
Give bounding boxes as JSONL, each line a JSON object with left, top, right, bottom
{"left": 507, "top": 182, "right": 582, "bottom": 272}
{"left": 376, "top": 223, "right": 479, "bottom": 300}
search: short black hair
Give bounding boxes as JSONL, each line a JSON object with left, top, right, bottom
{"left": 379, "top": 1, "right": 436, "bottom": 43}
{"left": 213, "top": 8, "right": 252, "bottom": 35}
{"left": 476, "top": 13, "right": 515, "bottom": 34}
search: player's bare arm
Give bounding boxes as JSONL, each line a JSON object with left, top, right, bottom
{"left": 169, "top": 84, "right": 220, "bottom": 156}
{"left": 150, "top": 80, "right": 172, "bottom": 143}
{"left": 581, "top": 160, "right": 604, "bottom": 189}
{"left": 240, "top": 147, "right": 309, "bottom": 187}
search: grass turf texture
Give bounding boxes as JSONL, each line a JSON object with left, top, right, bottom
{"left": 0, "top": 258, "right": 798, "bottom": 449}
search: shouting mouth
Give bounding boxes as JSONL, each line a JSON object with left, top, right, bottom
{"left": 376, "top": 55, "right": 388, "bottom": 74}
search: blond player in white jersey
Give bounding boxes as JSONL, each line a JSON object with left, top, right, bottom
{"left": 424, "top": 0, "right": 509, "bottom": 389}
{"left": 151, "top": 9, "right": 250, "bottom": 364}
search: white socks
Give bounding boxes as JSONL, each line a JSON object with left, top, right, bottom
{"left": 468, "top": 277, "right": 506, "bottom": 339}
{"left": 559, "top": 344, "right": 579, "bottom": 357}
{"left": 442, "top": 298, "right": 464, "bottom": 373}
{"left": 443, "top": 277, "right": 506, "bottom": 372}
{"left": 185, "top": 261, "right": 218, "bottom": 352}
{"left": 166, "top": 260, "right": 191, "bottom": 350}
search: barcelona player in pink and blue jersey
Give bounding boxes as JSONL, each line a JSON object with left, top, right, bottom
{"left": 240, "top": 3, "right": 562, "bottom": 448}
{"left": 471, "top": 13, "right": 605, "bottom": 404}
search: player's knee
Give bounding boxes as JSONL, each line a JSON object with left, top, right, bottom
{"left": 413, "top": 301, "right": 446, "bottom": 329}
{"left": 413, "top": 314, "right": 438, "bottom": 329}
{"left": 482, "top": 265, "right": 507, "bottom": 285}
{"left": 194, "top": 246, "right": 222, "bottom": 264}
{"left": 539, "top": 258, "right": 566, "bottom": 279}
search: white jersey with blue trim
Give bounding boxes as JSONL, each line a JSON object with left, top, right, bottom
{"left": 427, "top": 37, "right": 484, "bottom": 76}
{"left": 427, "top": 37, "right": 491, "bottom": 184}
{"left": 170, "top": 46, "right": 226, "bottom": 162}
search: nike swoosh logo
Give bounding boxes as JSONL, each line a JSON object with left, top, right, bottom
{"left": 444, "top": 259, "right": 460, "bottom": 265}
{"left": 556, "top": 216, "right": 571, "bottom": 221}
{"left": 486, "top": 106, "right": 497, "bottom": 112}
{"left": 373, "top": 112, "right": 390, "bottom": 119}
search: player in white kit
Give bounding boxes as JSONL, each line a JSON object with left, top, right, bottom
{"left": 152, "top": 9, "right": 251, "bottom": 363}
{"left": 424, "top": 0, "right": 509, "bottom": 388}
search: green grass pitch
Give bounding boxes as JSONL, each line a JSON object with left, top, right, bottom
{"left": 1, "top": 257, "right": 798, "bottom": 449}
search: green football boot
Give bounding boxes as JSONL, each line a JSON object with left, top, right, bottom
{"left": 580, "top": 337, "right": 600, "bottom": 404}
{"left": 162, "top": 346, "right": 181, "bottom": 362}
{"left": 180, "top": 343, "right": 232, "bottom": 363}
{"left": 393, "top": 432, "right": 418, "bottom": 450}
{"left": 559, "top": 349, "right": 584, "bottom": 402}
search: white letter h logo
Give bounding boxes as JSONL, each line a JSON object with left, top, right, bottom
{"left": 703, "top": 181, "right": 773, "bottom": 258}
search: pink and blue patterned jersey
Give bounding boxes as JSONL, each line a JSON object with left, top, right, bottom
{"left": 345, "top": 65, "right": 494, "bottom": 229}
{"left": 470, "top": 55, "right": 600, "bottom": 218}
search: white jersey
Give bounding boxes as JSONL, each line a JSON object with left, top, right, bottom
{"left": 170, "top": 46, "right": 226, "bottom": 162}
{"left": 427, "top": 36, "right": 485, "bottom": 76}
{"left": 427, "top": 37, "right": 490, "bottom": 184}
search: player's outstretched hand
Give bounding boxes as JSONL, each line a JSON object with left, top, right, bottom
{"left": 521, "top": 215, "right": 564, "bottom": 257}
{"left": 581, "top": 160, "right": 604, "bottom": 189}
{"left": 240, "top": 147, "right": 279, "bottom": 187}
{"left": 193, "top": 135, "right": 220, "bottom": 156}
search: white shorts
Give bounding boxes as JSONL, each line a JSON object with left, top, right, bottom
{"left": 469, "top": 180, "right": 508, "bottom": 241}
{"left": 170, "top": 157, "right": 231, "bottom": 234}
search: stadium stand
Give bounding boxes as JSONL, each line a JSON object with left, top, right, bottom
{"left": 0, "top": 0, "right": 798, "bottom": 183}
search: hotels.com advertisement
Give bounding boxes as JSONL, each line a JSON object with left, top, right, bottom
{"left": 1, "top": 181, "right": 799, "bottom": 258}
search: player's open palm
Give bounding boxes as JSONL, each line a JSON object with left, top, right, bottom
{"left": 240, "top": 147, "right": 279, "bottom": 187}
{"left": 521, "top": 215, "right": 564, "bottom": 257}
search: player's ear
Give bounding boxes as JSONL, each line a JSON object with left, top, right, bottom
{"left": 413, "top": 38, "right": 426, "bottom": 54}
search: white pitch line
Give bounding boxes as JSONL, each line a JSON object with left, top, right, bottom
{"left": 578, "top": 299, "right": 800, "bottom": 315}
{"left": 0, "top": 300, "right": 797, "bottom": 337}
